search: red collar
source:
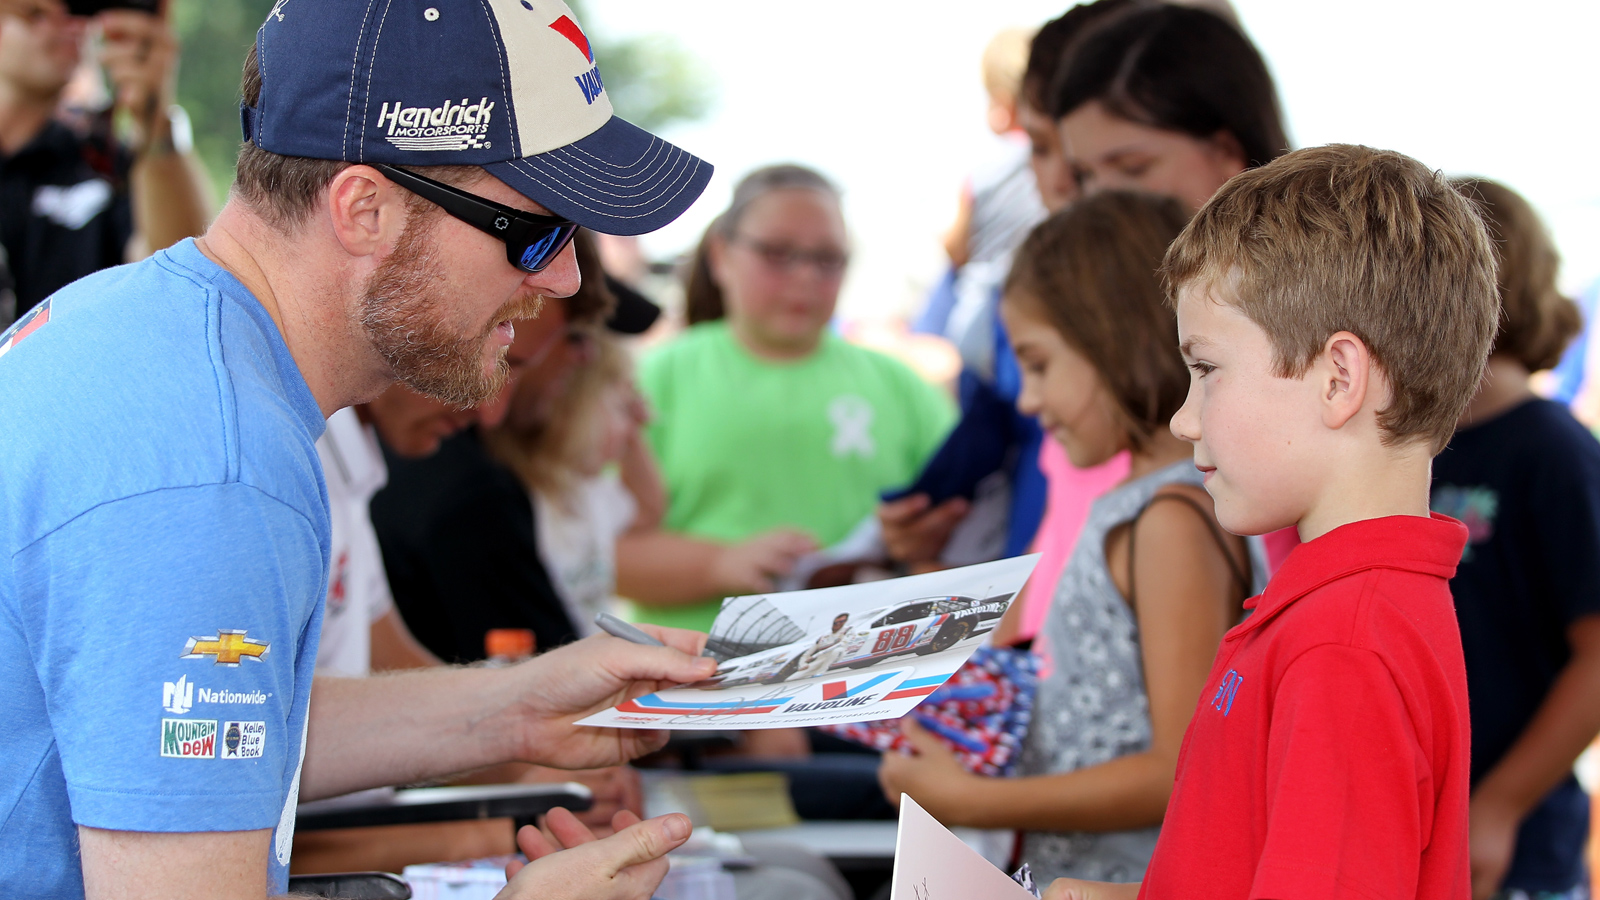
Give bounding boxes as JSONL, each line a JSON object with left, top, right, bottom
{"left": 1228, "top": 513, "right": 1467, "bottom": 641}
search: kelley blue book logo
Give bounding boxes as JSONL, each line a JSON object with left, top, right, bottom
{"left": 1211, "top": 669, "right": 1243, "bottom": 716}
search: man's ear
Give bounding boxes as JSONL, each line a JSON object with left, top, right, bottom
{"left": 326, "top": 165, "right": 407, "bottom": 259}
{"left": 1318, "top": 330, "right": 1372, "bottom": 431}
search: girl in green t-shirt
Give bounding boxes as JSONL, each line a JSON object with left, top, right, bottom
{"left": 632, "top": 165, "right": 956, "bottom": 638}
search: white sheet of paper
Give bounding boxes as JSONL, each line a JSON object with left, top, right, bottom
{"left": 891, "top": 794, "right": 1036, "bottom": 900}
{"left": 577, "top": 555, "right": 1039, "bottom": 731}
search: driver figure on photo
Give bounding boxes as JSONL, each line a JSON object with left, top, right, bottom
{"left": 794, "top": 613, "right": 853, "bottom": 680}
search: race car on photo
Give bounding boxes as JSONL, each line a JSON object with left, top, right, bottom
{"left": 696, "top": 593, "right": 1014, "bottom": 688}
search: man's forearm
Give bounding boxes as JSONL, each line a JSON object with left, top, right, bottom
{"left": 300, "top": 667, "right": 525, "bottom": 801}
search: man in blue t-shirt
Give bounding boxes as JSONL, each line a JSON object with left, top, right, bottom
{"left": 0, "top": 2, "right": 715, "bottom": 898}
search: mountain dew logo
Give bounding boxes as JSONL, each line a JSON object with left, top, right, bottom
{"left": 161, "top": 719, "right": 217, "bottom": 759}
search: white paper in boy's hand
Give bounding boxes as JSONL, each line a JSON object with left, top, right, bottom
{"left": 892, "top": 794, "right": 1036, "bottom": 900}
{"left": 577, "top": 555, "right": 1039, "bottom": 731}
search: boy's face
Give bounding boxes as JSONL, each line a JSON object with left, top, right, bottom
{"left": 1171, "top": 282, "right": 1324, "bottom": 536}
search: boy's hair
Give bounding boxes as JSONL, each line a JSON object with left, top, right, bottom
{"left": 1049, "top": 4, "right": 1288, "bottom": 169}
{"left": 1163, "top": 144, "right": 1500, "bottom": 454}
{"left": 1005, "top": 190, "right": 1193, "bottom": 451}
{"left": 981, "top": 28, "right": 1036, "bottom": 104}
{"left": 1451, "top": 178, "right": 1581, "bottom": 372}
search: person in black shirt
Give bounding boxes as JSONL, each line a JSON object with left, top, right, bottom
{"left": 1430, "top": 178, "right": 1600, "bottom": 900}
{"left": 0, "top": 0, "right": 208, "bottom": 315}
{"left": 375, "top": 423, "right": 581, "bottom": 663}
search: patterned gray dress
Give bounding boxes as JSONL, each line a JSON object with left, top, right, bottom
{"left": 1017, "top": 460, "right": 1253, "bottom": 883}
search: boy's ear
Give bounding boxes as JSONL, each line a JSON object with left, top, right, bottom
{"left": 1318, "top": 330, "right": 1373, "bottom": 432}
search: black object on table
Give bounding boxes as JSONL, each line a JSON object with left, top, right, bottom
{"left": 287, "top": 871, "right": 412, "bottom": 899}
{"left": 297, "top": 782, "right": 594, "bottom": 835}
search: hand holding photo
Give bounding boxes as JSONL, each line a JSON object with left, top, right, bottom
{"left": 577, "top": 555, "right": 1038, "bottom": 730}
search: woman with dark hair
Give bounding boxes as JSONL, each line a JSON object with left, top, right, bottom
{"left": 1038, "top": 1, "right": 1301, "bottom": 578}
{"left": 1051, "top": 3, "right": 1289, "bottom": 211}
{"left": 634, "top": 164, "right": 955, "bottom": 635}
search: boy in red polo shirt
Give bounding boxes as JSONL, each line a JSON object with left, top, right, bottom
{"left": 1044, "top": 145, "right": 1500, "bottom": 900}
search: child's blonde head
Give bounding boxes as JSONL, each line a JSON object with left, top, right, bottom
{"left": 490, "top": 333, "right": 634, "bottom": 504}
{"left": 1162, "top": 144, "right": 1500, "bottom": 454}
{"left": 981, "top": 27, "right": 1035, "bottom": 105}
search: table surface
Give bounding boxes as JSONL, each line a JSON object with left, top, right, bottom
{"left": 734, "top": 820, "right": 899, "bottom": 860}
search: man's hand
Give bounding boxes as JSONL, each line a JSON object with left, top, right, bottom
{"left": 95, "top": 9, "right": 177, "bottom": 154}
{"left": 876, "top": 717, "right": 983, "bottom": 824}
{"left": 710, "top": 528, "right": 817, "bottom": 594}
{"left": 1043, "top": 878, "right": 1142, "bottom": 900}
{"left": 501, "top": 808, "right": 691, "bottom": 900}
{"left": 878, "top": 494, "right": 969, "bottom": 564}
{"left": 1468, "top": 794, "right": 1520, "bottom": 900}
{"left": 508, "top": 628, "right": 717, "bottom": 770}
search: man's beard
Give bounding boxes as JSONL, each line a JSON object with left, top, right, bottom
{"left": 360, "top": 216, "right": 544, "bottom": 407}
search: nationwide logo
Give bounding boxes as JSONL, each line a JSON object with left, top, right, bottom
{"left": 376, "top": 97, "right": 495, "bottom": 152}
{"left": 161, "top": 718, "right": 218, "bottom": 759}
{"left": 165, "top": 676, "right": 271, "bottom": 710}
{"left": 548, "top": 15, "right": 604, "bottom": 105}
{"left": 183, "top": 630, "right": 269, "bottom": 666}
{"left": 163, "top": 675, "right": 194, "bottom": 714}
{"left": 221, "top": 721, "right": 266, "bottom": 760}
{"left": 198, "top": 687, "right": 269, "bottom": 705}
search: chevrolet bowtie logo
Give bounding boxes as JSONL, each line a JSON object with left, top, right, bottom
{"left": 182, "top": 630, "right": 270, "bottom": 666}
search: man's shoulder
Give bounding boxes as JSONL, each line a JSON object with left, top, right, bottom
{"left": 0, "top": 250, "right": 324, "bottom": 546}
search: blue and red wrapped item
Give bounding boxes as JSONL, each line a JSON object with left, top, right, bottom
{"left": 820, "top": 646, "right": 1039, "bottom": 776}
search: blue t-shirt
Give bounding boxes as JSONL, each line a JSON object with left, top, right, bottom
{"left": 0, "top": 239, "right": 330, "bottom": 897}
{"left": 1431, "top": 398, "right": 1600, "bottom": 893}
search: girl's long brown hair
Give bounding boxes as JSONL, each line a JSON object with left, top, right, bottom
{"left": 1004, "top": 190, "right": 1191, "bottom": 451}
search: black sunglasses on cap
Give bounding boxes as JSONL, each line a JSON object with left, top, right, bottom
{"left": 372, "top": 163, "right": 580, "bottom": 274}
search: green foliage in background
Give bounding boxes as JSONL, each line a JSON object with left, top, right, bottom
{"left": 169, "top": 0, "right": 713, "bottom": 199}
{"left": 170, "top": 0, "right": 274, "bottom": 196}
{"left": 566, "top": 0, "right": 714, "bottom": 133}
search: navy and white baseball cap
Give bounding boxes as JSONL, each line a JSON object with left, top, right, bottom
{"left": 241, "top": 0, "right": 711, "bottom": 235}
